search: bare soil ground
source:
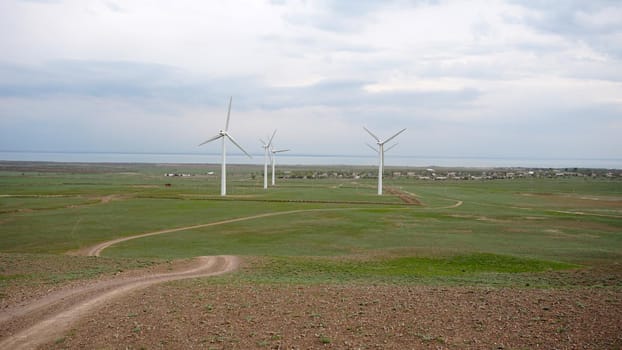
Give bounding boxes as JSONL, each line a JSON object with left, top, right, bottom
{"left": 0, "top": 256, "right": 238, "bottom": 349}
{"left": 2, "top": 258, "right": 621, "bottom": 350}
{"left": 384, "top": 186, "right": 422, "bottom": 205}
{"left": 42, "top": 281, "right": 622, "bottom": 349}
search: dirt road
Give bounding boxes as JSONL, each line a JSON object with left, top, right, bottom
{"left": 2, "top": 201, "right": 467, "bottom": 348}
{"left": 80, "top": 201, "right": 462, "bottom": 258}
{"left": 80, "top": 210, "right": 315, "bottom": 257}
{"left": 0, "top": 255, "right": 239, "bottom": 350}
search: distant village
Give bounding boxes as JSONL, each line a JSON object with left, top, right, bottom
{"left": 165, "top": 167, "right": 621, "bottom": 181}
{"left": 272, "top": 168, "right": 622, "bottom": 180}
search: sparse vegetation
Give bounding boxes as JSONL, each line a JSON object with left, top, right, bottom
{"left": 1, "top": 161, "right": 621, "bottom": 349}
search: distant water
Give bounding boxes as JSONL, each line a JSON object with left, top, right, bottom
{"left": 0, "top": 151, "right": 620, "bottom": 169}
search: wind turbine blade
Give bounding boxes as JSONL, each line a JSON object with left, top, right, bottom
{"left": 382, "top": 128, "right": 406, "bottom": 145}
{"left": 273, "top": 149, "right": 290, "bottom": 153}
{"left": 363, "top": 126, "right": 380, "bottom": 142}
{"left": 268, "top": 129, "right": 277, "bottom": 147}
{"left": 224, "top": 96, "right": 232, "bottom": 131}
{"left": 226, "top": 133, "right": 252, "bottom": 158}
{"left": 385, "top": 143, "right": 399, "bottom": 153}
{"left": 259, "top": 138, "right": 267, "bottom": 146}
{"left": 198, "top": 134, "right": 223, "bottom": 146}
{"left": 366, "top": 143, "right": 379, "bottom": 154}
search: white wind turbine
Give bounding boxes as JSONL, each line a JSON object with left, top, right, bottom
{"left": 199, "top": 97, "right": 252, "bottom": 196}
{"left": 364, "top": 126, "right": 406, "bottom": 195}
{"left": 270, "top": 144, "right": 290, "bottom": 186}
{"left": 260, "top": 130, "right": 277, "bottom": 190}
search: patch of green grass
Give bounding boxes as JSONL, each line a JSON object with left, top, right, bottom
{"left": 230, "top": 253, "right": 578, "bottom": 286}
{"left": 387, "top": 253, "right": 574, "bottom": 274}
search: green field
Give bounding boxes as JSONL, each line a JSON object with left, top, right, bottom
{"left": 1, "top": 162, "right": 621, "bottom": 287}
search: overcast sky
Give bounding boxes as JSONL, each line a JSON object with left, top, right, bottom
{"left": 1, "top": 0, "right": 621, "bottom": 165}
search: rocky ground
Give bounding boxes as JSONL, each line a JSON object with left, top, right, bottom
{"left": 2, "top": 255, "right": 621, "bottom": 349}
{"left": 44, "top": 281, "right": 621, "bottom": 349}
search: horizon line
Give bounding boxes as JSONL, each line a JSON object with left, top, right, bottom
{"left": 1, "top": 149, "right": 620, "bottom": 162}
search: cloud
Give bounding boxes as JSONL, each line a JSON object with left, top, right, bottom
{"left": 0, "top": 0, "right": 620, "bottom": 164}
{"left": 0, "top": 59, "right": 482, "bottom": 112}
{"left": 512, "top": 0, "right": 622, "bottom": 58}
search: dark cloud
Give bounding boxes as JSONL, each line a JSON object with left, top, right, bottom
{"left": 512, "top": 1, "right": 620, "bottom": 34}
{"left": 279, "top": 0, "right": 390, "bottom": 32}
{"left": 278, "top": 0, "right": 380, "bottom": 29}
{"left": 0, "top": 60, "right": 481, "bottom": 113}
{"left": 0, "top": 61, "right": 172, "bottom": 97}
{"left": 0, "top": 61, "right": 249, "bottom": 107}
{"left": 511, "top": 0, "right": 622, "bottom": 57}
{"left": 281, "top": 0, "right": 440, "bottom": 33}
{"left": 243, "top": 79, "right": 480, "bottom": 112}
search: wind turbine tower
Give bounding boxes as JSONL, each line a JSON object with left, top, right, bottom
{"left": 363, "top": 126, "right": 406, "bottom": 195}
{"left": 271, "top": 146, "right": 290, "bottom": 186}
{"left": 260, "top": 130, "right": 277, "bottom": 190}
{"left": 199, "top": 97, "right": 252, "bottom": 196}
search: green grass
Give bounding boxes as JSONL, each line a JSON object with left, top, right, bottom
{"left": 231, "top": 253, "right": 577, "bottom": 286}
{"left": 1, "top": 162, "right": 621, "bottom": 287}
{"left": 0, "top": 196, "right": 100, "bottom": 213}
{"left": 0, "top": 196, "right": 326, "bottom": 253}
{"left": 105, "top": 206, "right": 621, "bottom": 263}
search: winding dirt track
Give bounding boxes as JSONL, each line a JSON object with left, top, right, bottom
{"left": 0, "top": 256, "right": 239, "bottom": 349}
{"left": 1, "top": 210, "right": 346, "bottom": 349}
{"left": 83, "top": 200, "right": 463, "bottom": 258}
{"left": 81, "top": 209, "right": 316, "bottom": 257}
{"left": 1, "top": 199, "right": 465, "bottom": 349}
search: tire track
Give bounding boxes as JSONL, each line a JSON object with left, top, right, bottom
{"left": 0, "top": 256, "right": 239, "bottom": 349}
{"left": 82, "top": 210, "right": 316, "bottom": 257}
{"left": 81, "top": 201, "right": 466, "bottom": 257}
{"left": 1, "top": 199, "right": 465, "bottom": 348}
